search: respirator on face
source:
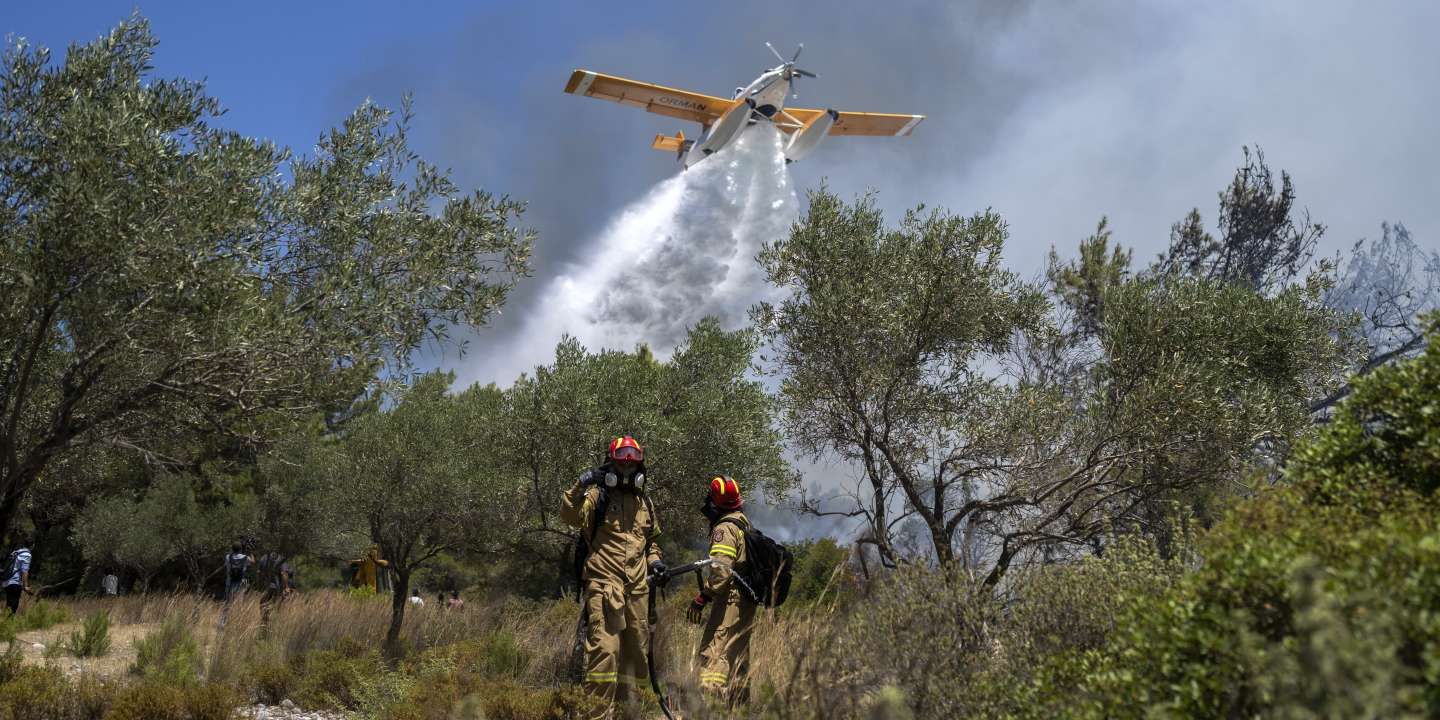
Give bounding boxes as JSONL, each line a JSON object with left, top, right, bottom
{"left": 604, "top": 470, "right": 645, "bottom": 489}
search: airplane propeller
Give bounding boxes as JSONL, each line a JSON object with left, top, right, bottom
{"left": 765, "top": 42, "right": 787, "bottom": 64}
{"left": 766, "top": 42, "right": 816, "bottom": 98}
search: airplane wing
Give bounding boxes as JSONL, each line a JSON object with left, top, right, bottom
{"left": 783, "top": 107, "right": 925, "bottom": 137}
{"left": 564, "top": 70, "right": 734, "bottom": 126}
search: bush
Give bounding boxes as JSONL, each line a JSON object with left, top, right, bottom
{"left": 1, "top": 669, "right": 112, "bottom": 720}
{"left": 103, "top": 682, "right": 185, "bottom": 720}
{"left": 786, "top": 538, "right": 854, "bottom": 607}
{"left": 775, "top": 564, "right": 1002, "bottom": 719}
{"left": 0, "top": 665, "right": 99, "bottom": 720}
{"left": 0, "top": 640, "right": 22, "bottom": 684}
{"left": 67, "top": 610, "right": 112, "bottom": 658}
{"left": 245, "top": 657, "right": 294, "bottom": 705}
{"left": 995, "top": 315, "right": 1440, "bottom": 719}
{"left": 481, "top": 631, "right": 530, "bottom": 679}
{"left": 291, "top": 646, "right": 388, "bottom": 710}
{"left": 131, "top": 616, "right": 204, "bottom": 687}
{"left": 0, "top": 600, "right": 71, "bottom": 642}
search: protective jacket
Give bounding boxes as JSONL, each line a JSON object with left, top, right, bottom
{"left": 560, "top": 467, "right": 663, "bottom": 593}
{"left": 560, "top": 466, "right": 663, "bottom": 717}
{"left": 698, "top": 509, "right": 758, "bottom": 702}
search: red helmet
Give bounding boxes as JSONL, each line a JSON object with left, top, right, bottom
{"left": 608, "top": 436, "right": 644, "bottom": 464}
{"left": 708, "top": 475, "right": 743, "bottom": 510}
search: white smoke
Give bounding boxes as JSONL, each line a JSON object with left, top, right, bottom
{"left": 460, "top": 124, "right": 798, "bottom": 386}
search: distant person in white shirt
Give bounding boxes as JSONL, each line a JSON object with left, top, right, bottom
{"left": 102, "top": 568, "right": 119, "bottom": 597}
{"left": 408, "top": 590, "right": 425, "bottom": 608}
{"left": 3, "top": 536, "right": 33, "bottom": 615}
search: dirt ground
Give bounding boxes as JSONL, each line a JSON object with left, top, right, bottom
{"left": 13, "top": 620, "right": 158, "bottom": 679}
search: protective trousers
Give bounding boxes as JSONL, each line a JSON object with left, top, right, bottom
{"left": 582, "top": 583, "right": 651, "bottom": 718}
{"left": 697, "top": 590, "right": 758, "bottom": 704}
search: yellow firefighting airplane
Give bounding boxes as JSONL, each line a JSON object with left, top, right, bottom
{"left": 564, "top": 43, "right": 924, "bottom": 168}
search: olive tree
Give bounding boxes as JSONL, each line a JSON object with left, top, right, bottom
{"left": 323, "top": 372, "right": 505, "bottom": 652}
{"left": 757, "top": 188, "right": 1350, "bottom": 586}
{"left": 70, "top": 472, "right": 255, "bottom": 591}
{"left": 752, "top": 189, "right": 1047, "bottom": 568}
{"left": 0, "top": 17, "right": 530, "bottom": 542}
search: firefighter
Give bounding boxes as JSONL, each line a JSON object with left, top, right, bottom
{"left": 688, "top": 474, "right": 757, "bottom": 706}
{"left": 560, "top": 436, "right": 664, "bottom": 718}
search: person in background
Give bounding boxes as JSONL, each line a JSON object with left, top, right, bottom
{"left": 408, "top": 589, "right": 425, "bottom": 608}
{"left": 102, "top": 567, "right": 119, "bottom": 597}
{"left": 223, "top": 543, "right": 253, "bottom": 603}
{"left": 3, "top": 536, "right": 33, "bottom": 615}
{"left": 349, "top": 544, "right": 389, "bottom": 593}
{"left": 448, "top": 590, "right": 464, "bottom": 611}
{"left": 257, "top": 550, "right": 293, "bottom": 626}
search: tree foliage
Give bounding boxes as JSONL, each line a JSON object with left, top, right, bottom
{"left": 754, "top": 188, "right": 1047, "bottom": 568}
{"left": 1154, "top": 146, "right": 1325, "bottom": 293}
{"left": 0, "top": 16, "right": 531, "bottom": 543}
{"left": 494, "top": 319, "right": 792, "bottom": 596}
{"left": 320, "top": 372, "right": 504, "bottom": 650}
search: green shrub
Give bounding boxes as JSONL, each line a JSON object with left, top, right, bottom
{"left": 103, "top": 682, "right": 185, "bottom": 720}
{"left": 0, "top": 665, "right": 92, "bottom": 720}
{"left": 291, "top": 646, "right": 388, "bottom": 710}
{"left": 0, "top": 640, "right": 23, "bottom": 684}
{"left": 998, "top": 316, "right": 1440, "bottom": 719}
{"left": 786, "top": 538, "right": 854, "bottom": 607}
{"left": 67, "top": 610, "right": 112, "bottom": 658}
{"left": 107, "top": 682, "right": 238, "bottom": 720}
{"left": 482, "top": 631, "right": 529, "bottom": 678}
{"left": 0, "top": 600, "right": 71, "bottom": 642}
{"left": 131, "top": 616, "right": 204, "bottom": 688}
{"left": 181, "top": 683, "right": 242, "bottom": 720}
{"left": 245, "top": 657, "right": 294, "bottom": 704}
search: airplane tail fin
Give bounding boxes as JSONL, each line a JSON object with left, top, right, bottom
{"left": 651, "top": 131, "right": 692, "bottom": 162}
{"left": 651, "top": 131, "right": 686, "bottom": 152}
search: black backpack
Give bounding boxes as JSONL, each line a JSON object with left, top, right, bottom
{"left": 226, "top": 553, "right": 248, "bottom": 583}
{"left": 718, "top": 519, "right": 793, "bottom": 608}
{"left": 1, "top": 549, "right": 19, "bottom": 581}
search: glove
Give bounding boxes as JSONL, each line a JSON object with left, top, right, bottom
{"left": 648, "top": 560, "right": 668, "bottom": 581}
{"left": 687, "top": 593, "right": 710, "bottom": 625}
{"left": 578, "top": 468, "right": 602, "bottom": 487}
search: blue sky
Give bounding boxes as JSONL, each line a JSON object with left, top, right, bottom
{"left": 7, "top": 2, "right": 666, "bottom": 169}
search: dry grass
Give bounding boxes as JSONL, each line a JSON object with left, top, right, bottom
{"left": 48, "top": 590, "right": 587, "bottom": 682}
{"left": 27, "top": 588, "right": 848, "bottom": 719}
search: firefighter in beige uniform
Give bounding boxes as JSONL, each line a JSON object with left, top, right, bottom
{"left": 687, "top": 475, "right": 758, "bottom": 704}
{"left": 560, "top": 436, "right": 665, "bottom": 717}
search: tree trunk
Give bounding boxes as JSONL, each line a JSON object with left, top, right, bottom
{"left": 385, "top": 568, "right": 409, "bottom": 657}
{"left": 0, "top": 481, "right": 26, "bottom": 545}
{"left": 929, "top": 521, "right": 955, "bottom": 567}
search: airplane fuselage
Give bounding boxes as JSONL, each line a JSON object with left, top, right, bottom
{"left": 735, "top": 65, "right": 793, "bottom": 119}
